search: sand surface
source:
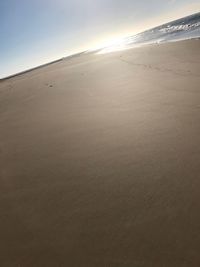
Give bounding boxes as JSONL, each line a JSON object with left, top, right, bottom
{"left": 0, "top": 40, "right": 200, "bottom": 267}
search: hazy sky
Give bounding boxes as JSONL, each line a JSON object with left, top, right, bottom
{"left": 0, "top": 0, "right": 200, "bottom": 78}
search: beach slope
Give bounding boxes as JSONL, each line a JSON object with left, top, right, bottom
{"left": 0, "top": 40, "right": 200, "bottom": 267}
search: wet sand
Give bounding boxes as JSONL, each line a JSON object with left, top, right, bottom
{"left": 0, "top": 40, "right": 200, "bottom": 267}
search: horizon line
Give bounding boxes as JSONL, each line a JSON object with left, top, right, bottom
{"left": 1, "top": 11, "right": 199, "bottom": 81}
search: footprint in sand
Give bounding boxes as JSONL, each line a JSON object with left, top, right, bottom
{"left": 45, "top": 83, "right": 53, "bottom": 87}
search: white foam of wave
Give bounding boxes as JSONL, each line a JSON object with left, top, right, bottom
{"left": 160, "top": 22, "right": 200, "bottom": 33}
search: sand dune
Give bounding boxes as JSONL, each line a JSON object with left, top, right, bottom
{"left": 0, "top": 40, "right": 200, "bottom": 267}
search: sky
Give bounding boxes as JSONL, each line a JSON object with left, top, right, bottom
{"left": 0, "top": 0, "right": 200, "bottom": 78}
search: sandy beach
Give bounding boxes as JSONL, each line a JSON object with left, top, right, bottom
{"left": 0, "top": 39, "right": 200, "bottom": 266}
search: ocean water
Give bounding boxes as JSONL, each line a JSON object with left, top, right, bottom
{"left": 98, "top": 12, "right": 200, "bottom": 54}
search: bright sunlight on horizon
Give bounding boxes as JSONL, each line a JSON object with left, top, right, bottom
{"left": 1, "top": 0, "right": 200, "bottom": 78}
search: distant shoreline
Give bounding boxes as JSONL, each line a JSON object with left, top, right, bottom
{"left": 1, "top": 37, "right": 199, "bottom": 82}
{"left": 0, "top": 58, "right": 63, "bottom": 81}
{"left": 0, "top": 51, "right": 86, "bottom": 82}
{"left": 1, "top": 11, "right": 199, "bottom": 81}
